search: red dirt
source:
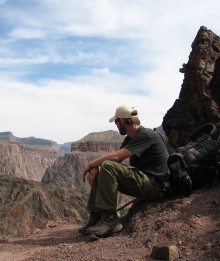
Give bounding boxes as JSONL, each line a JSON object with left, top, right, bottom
{"left": 0, "top": 184, "right": 219, "bottom": 261}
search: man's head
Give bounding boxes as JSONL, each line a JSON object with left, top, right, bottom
{"left": 109, "top": 105, "right": 140, "bottom": 135}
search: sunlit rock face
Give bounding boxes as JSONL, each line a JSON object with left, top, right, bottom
{"left": 163, "top": 26, "right": 220, "bottom": 148}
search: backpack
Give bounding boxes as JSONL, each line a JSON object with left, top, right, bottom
{"left": 167, "top": 123, "right": 220, "bottom": 197}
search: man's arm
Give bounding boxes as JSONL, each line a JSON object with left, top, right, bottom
{"left": 82, "top": 148, "right": 133, "bottom": 183}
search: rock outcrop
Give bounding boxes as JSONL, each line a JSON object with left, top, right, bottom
{"left": 0, "top": 140, "right": 58, "bottom": 181}
{"left": 0, "top": 131, "right": 57, "bottom": 147}
{"left": 163, "top": 26, "right": 220, "bottom": 148}
{"left": 0, "top": 175, "right": 87, "bottom": 237}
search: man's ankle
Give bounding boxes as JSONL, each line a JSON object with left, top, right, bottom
{"left": 100, "top": 209, "right": 117, "bottom": 217}
{"left": 78, "top": 211, "right": 101, "bottom": 235}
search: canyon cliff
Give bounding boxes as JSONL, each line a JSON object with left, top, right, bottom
{"left": 0, "top": 140, "right": 58, "bottom": 182}
{"left": 163, "top": 26, "right": 220, "bottom": 148}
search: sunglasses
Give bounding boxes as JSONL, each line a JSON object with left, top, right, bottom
{"left": 114, "top": 118, "right": 120, "bottom": 125}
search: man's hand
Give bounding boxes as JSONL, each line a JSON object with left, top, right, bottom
{"left": 88, "top": 167, "right": 99, "bottom": 186}
{"left": 82, "top": 165, "right": 99, "bottom": 186}
{"left": 82, "top": 164, "right": 91, "bottom": 183}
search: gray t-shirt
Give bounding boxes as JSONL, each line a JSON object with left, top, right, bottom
{"left": 121, "top": 126, "right": 169, "bottom": 188}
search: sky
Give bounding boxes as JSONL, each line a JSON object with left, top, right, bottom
{"left": 0, "top": 0, "right": 220, "bottom": 144}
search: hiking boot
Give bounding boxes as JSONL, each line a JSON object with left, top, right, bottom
{"left": 86, "top": 212, "right": 123, "bottom": 236}
{"left": 78, "top": 212, "right": 101, "bottom": 235}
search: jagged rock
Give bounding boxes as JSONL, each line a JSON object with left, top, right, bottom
{"left": 163, "top": 26, "right": 220, "bottom": 148}
{"left": 0, "top": 140, "right": 58, "bottom": 181}
{"left": 0, "top": 175, "right": 87, "bottom": 237}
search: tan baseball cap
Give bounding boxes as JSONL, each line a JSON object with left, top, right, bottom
{"left": 109, "top": 105, "right": 138, "bottom": 123}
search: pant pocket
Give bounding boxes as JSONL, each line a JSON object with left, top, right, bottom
{"left": 141, "top": 175, "right": 163, "bottom": 200}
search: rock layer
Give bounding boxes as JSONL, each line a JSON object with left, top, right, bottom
{"left": 71, "top": 141, "right": 121, "bottom": 152}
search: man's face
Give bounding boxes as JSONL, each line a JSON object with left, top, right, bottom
{"left": 115, "top": 118, "right": 126, "bottom": 135}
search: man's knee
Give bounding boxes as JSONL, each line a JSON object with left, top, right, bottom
{"left": 100, "top": 160, "right": 123, "bottom": 178}
{"left": 98, "top": 160, "right": 118, "bottom": 183}
{"left": 101, "top": 160, "right": 120, "bottom": 171}
{"left": 101, "top": 160, "right": 114, "bottom": 168}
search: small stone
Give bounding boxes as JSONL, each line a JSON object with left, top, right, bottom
{"left": 150, "top": 245, "right": 179, "bottom": 261}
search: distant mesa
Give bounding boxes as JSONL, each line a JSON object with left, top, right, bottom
{"left": 0, "top": 131, "right": 57, "bottom": 147}
{"left": 71, "top": 130, "right": 123, "bottom": 152}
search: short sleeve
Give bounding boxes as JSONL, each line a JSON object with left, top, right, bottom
{"left": 123, "top": 131, "right": 150, "bottom": 157}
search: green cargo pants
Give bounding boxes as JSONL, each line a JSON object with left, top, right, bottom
{"left": 87, "top": 160, "right": 162, "bottom": 213}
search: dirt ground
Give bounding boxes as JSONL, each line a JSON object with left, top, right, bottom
{"left": 0, "top": 184, "right": 219, "bottom": 261}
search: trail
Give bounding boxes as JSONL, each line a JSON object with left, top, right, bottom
{"left": 0, "top": 185, "right": 220, "bottom": 261}
{"left": 0, "top": 221, "right": 147, "bottom": 261}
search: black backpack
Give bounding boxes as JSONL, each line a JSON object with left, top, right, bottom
{"left": 167, "top": 123, "right": 220, "bottom": 197}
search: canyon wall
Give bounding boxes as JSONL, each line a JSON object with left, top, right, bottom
{"left": 0, "top": 140, "right": 58, "bottom": 181}
{"left": 42, "top": 150, "right": 112, "bottom": 195}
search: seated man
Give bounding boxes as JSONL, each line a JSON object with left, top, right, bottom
{"left": 78, "top": 105, "right": 170, "bottom": 237}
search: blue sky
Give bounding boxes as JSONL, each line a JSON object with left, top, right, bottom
{"left": 0, "top": 0, "right": 220, "bottom": 143}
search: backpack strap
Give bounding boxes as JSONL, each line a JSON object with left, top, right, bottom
{"left": 167, "top": 153, "right": 192, "bottom": 197}
{"left": 190, "top": 123, "right": 218, "bottom": 140}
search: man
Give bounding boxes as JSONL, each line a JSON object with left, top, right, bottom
{"left": 78, "top": 105, "right": 170, "bottom": 237}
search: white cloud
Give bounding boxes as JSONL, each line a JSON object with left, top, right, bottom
{"left": 0, "top": 73, "right": 170, "bottom": 143}
{"left": 1, "top": 0, "right": 220, "bottom": 143}
{"left": 9, "top": 27, "right": 47, "bottom": 40}
{"left": 0, "top": 56, "right": 49, "bottom": 66}
{"left": 92, "top": 68, "right": 110, "bottom": 74}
